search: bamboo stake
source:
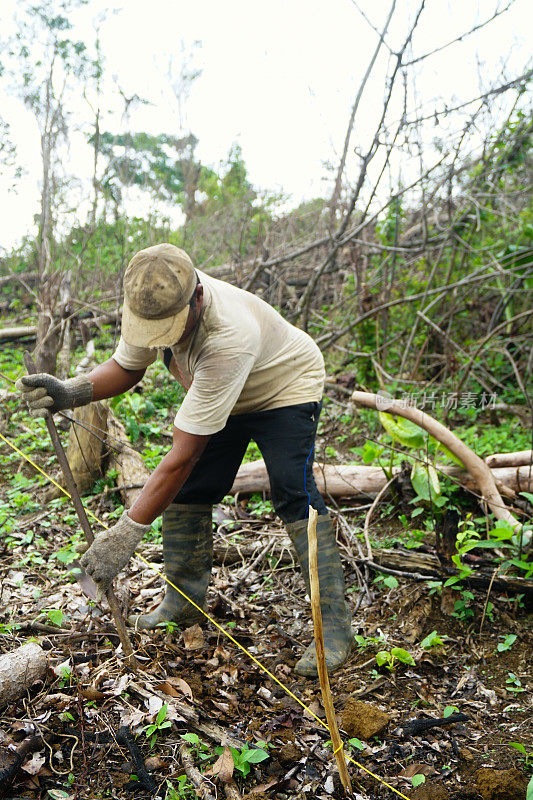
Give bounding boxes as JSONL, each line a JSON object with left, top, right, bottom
{"left": 23, "top": 351, "right": 138, "bottom": 670}
{"left": 307, "top": 506, "right": 352, "bottom": 795}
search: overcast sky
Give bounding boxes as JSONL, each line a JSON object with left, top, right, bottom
{"left": 0, "top": 0, "right": 530, "bottom": 251}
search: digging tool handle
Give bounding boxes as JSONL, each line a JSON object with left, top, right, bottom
{"left": 23, "top": 352, "right": 137, "bottom": 669}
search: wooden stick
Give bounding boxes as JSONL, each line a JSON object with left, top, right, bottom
{"left": 307, "top": 507, "right": 352, "bottom": 795}
{"left": 23, "top": 351, "right": 138, "bottom": 670}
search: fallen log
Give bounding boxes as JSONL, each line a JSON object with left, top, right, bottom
{"left": 485, "top": 450, "right": 532, "bottom": 469}
{"left": 108, "top": 411, "right": 150, "bottom": 508}
{"left": 0, "top": 326, "right": 37, "bottom": 341}
{"left": 230, "top": 460, "right": 532, "bottom": 499}
{"left": 0, "top": 643, "right": 48, "bottom": 708}
{"left": 351, "top": 391, "right": 521, "bottom": 530}
{"left": 365, "top": 548, "right": 533, "bottom": 595}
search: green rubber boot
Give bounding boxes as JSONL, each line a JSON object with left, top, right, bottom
{"left": 287, "top": 514, "right": 353, "bottom": 677}
{"left": 129, "top": 503, "right": 213, "bottom": 630}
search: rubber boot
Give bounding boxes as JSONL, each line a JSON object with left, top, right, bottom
{"left": 129, "top": 503, "right": 213, "bottom": 629}
{"left": 286, "top": 514, "right": 353, "bottom": 677}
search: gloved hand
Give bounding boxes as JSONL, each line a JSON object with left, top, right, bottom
{"left": 15, "top": 373, "right": 93, "bottom": 417}
{"left": 78, "top": 511, "right": 150, "bottom": 596}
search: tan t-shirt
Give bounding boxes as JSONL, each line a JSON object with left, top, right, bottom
{"left": 112, "top": 270, "right": 325, "bottom": 435}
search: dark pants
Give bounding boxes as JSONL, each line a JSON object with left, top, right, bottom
{"left": 175, "top": 401, "right": 328, "bottom": 523}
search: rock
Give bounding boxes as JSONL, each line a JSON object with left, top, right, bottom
{"left": 411, "top": 783, "right": 450, "bottom": 800}
{"left": 474, "top": 767, "right": 528, "bottom": 800}
{"left": 341, "top": 699, "right": 391, "bottom": 739}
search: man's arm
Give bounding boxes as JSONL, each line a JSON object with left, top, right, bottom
{"left": 78, "top": 426, "right": 210, "bottom": 591}
{"left": 16, "top": 357, "right": 147, "bottom": 416}
{"left": 128, "top": 425, "right": 210, "bottom": 524}
{"left": 88, "top": 358, "right": 146, "bottom": 401}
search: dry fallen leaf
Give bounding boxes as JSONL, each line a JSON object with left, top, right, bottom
{"left": 144, "top": 755, "right": 168, "bottom": 770}
{"left": 147, "top": 695, "right": 164, "bottom": 716}
{"left": 399, "top": 763, "right": 434, "bottom": 778}
{"left": 303, "top": 700, "right": 323, "bottom": 720}
{"left": 210, "top": 745, "right": 234, "bottom": 782}
{"left": 157, "top": 677, "right": 194, "bottom": 700}
{"left": 182, "top": 624, "right": 205, "bottom": 650}
{"left": 80, "top": 687, "right": 105, "bottom": 702}
{"left": 120, "top": 707, "right": 146, "bottom": 728}
{"left": 21, "top": 752, "right": 46, "bottom": 775}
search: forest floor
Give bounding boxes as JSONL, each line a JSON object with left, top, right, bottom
{"left": 1, "top": 335, "right": 532, "bottom": 800}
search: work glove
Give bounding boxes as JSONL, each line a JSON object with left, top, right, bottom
{"left": 16, "top": 373, "right": 93, "bottom": 417}
{"left": 77, "top": 511, "right": 150, "bottom": 596}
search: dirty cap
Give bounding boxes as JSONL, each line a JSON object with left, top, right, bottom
{"left": 121, "top": 243, "right": 197, "bottom": 348}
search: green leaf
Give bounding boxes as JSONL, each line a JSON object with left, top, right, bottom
{"left": 526, "top": 775, "right": 533, "bottom": 800}
{"left": 361, "top": 440, "right": 384, "bottom": 464}
{"left": 460, "top": 539, "right": 510, "bottom": 552}
{"left": 420, "top": 630, "right": 444, "bottom": 649}
{"left": 46, "top": 608, "right": 63, "bottom": 627}
{"left": 378, "top": 412, "right": 425, "bottom": 449}
{"left": 383, "top": 575, "right": 399, "bottom": 589}
{"left": 375, "top": 651, "right": 390, "bottom": 667}
{"left": 443, "top": 706, "right": 458, "bottom": 718}
{"left": 431, "top": 437, "right": 464, "bottom": 467}
{"left": 390, "top": 647, "right": 415, "bottom": 665}
{"left": 156, "top": 704, "right": 168, "bottom": 725}
{"left": 410, "top": 461, "right": 441, "bottom": 502}
{"left": 497, "top": 634, "right": 517, "bottom": 652}
{"left": 181, "top": 733, "right": 200, "bottom": 745}
{"left": 348, "top": 738, "right": 365, "bottom": 750}
{"left": 243, "top": 748, "right": 269, "bottom": 764}
{"left": 412, "top": 774, "right": 426, "bottom": 787}
{"left": 509, "top": 742, "right": 527, "bottom": 755}
{"left": 56, "top": 547, "right": 77, "bottom": 564}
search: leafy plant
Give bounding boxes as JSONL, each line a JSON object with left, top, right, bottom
{"left": 42, "top": 608, "right": 64, "bottom": 627}
{"left": 144, "top": 704, "right": 172, "bottom": 747}
{"left": 347, "top": 737, "right": 365, "bottom": 752}
{"left": 451, "top": 589, "right": 475, "bottom": 622}
{"left": 496, "top": 634, "right": 517, "bottom": 653}
{"left": 375, "top": 647, "right": 415, "bottom": 670}
{"left": 165, "top": 776, "right": 195, "bottom": 799}
{"left": 505, "top": 673, "right": 525, "bottom": 694}
{"left": 212, "top": 741, "right": 270, "bottom": 778}
{"left": 180, "top": 733, "right": 213, "bottom": 762}
{"left": 412, "top": 774, "right": 426, "bottom": 788}
{"left": 509, "top": 742, "right": 533, "bottom": 767}
{"left": 223, "top": 743, "right": 269, "bottom": 777}
{"left": 373, "top": 572, "right": 399, "bottom": 590}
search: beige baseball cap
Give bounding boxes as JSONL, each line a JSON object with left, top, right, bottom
{"left": 121, "top": 243, "right": 197, "bottom": 348}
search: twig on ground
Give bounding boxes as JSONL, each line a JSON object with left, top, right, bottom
{"left": 179, "top": 742, "right": 217, "bottom": 800}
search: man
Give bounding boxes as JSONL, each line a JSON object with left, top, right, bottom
{"left": 18, "top": 243, "right": 353, "bottom": 677}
